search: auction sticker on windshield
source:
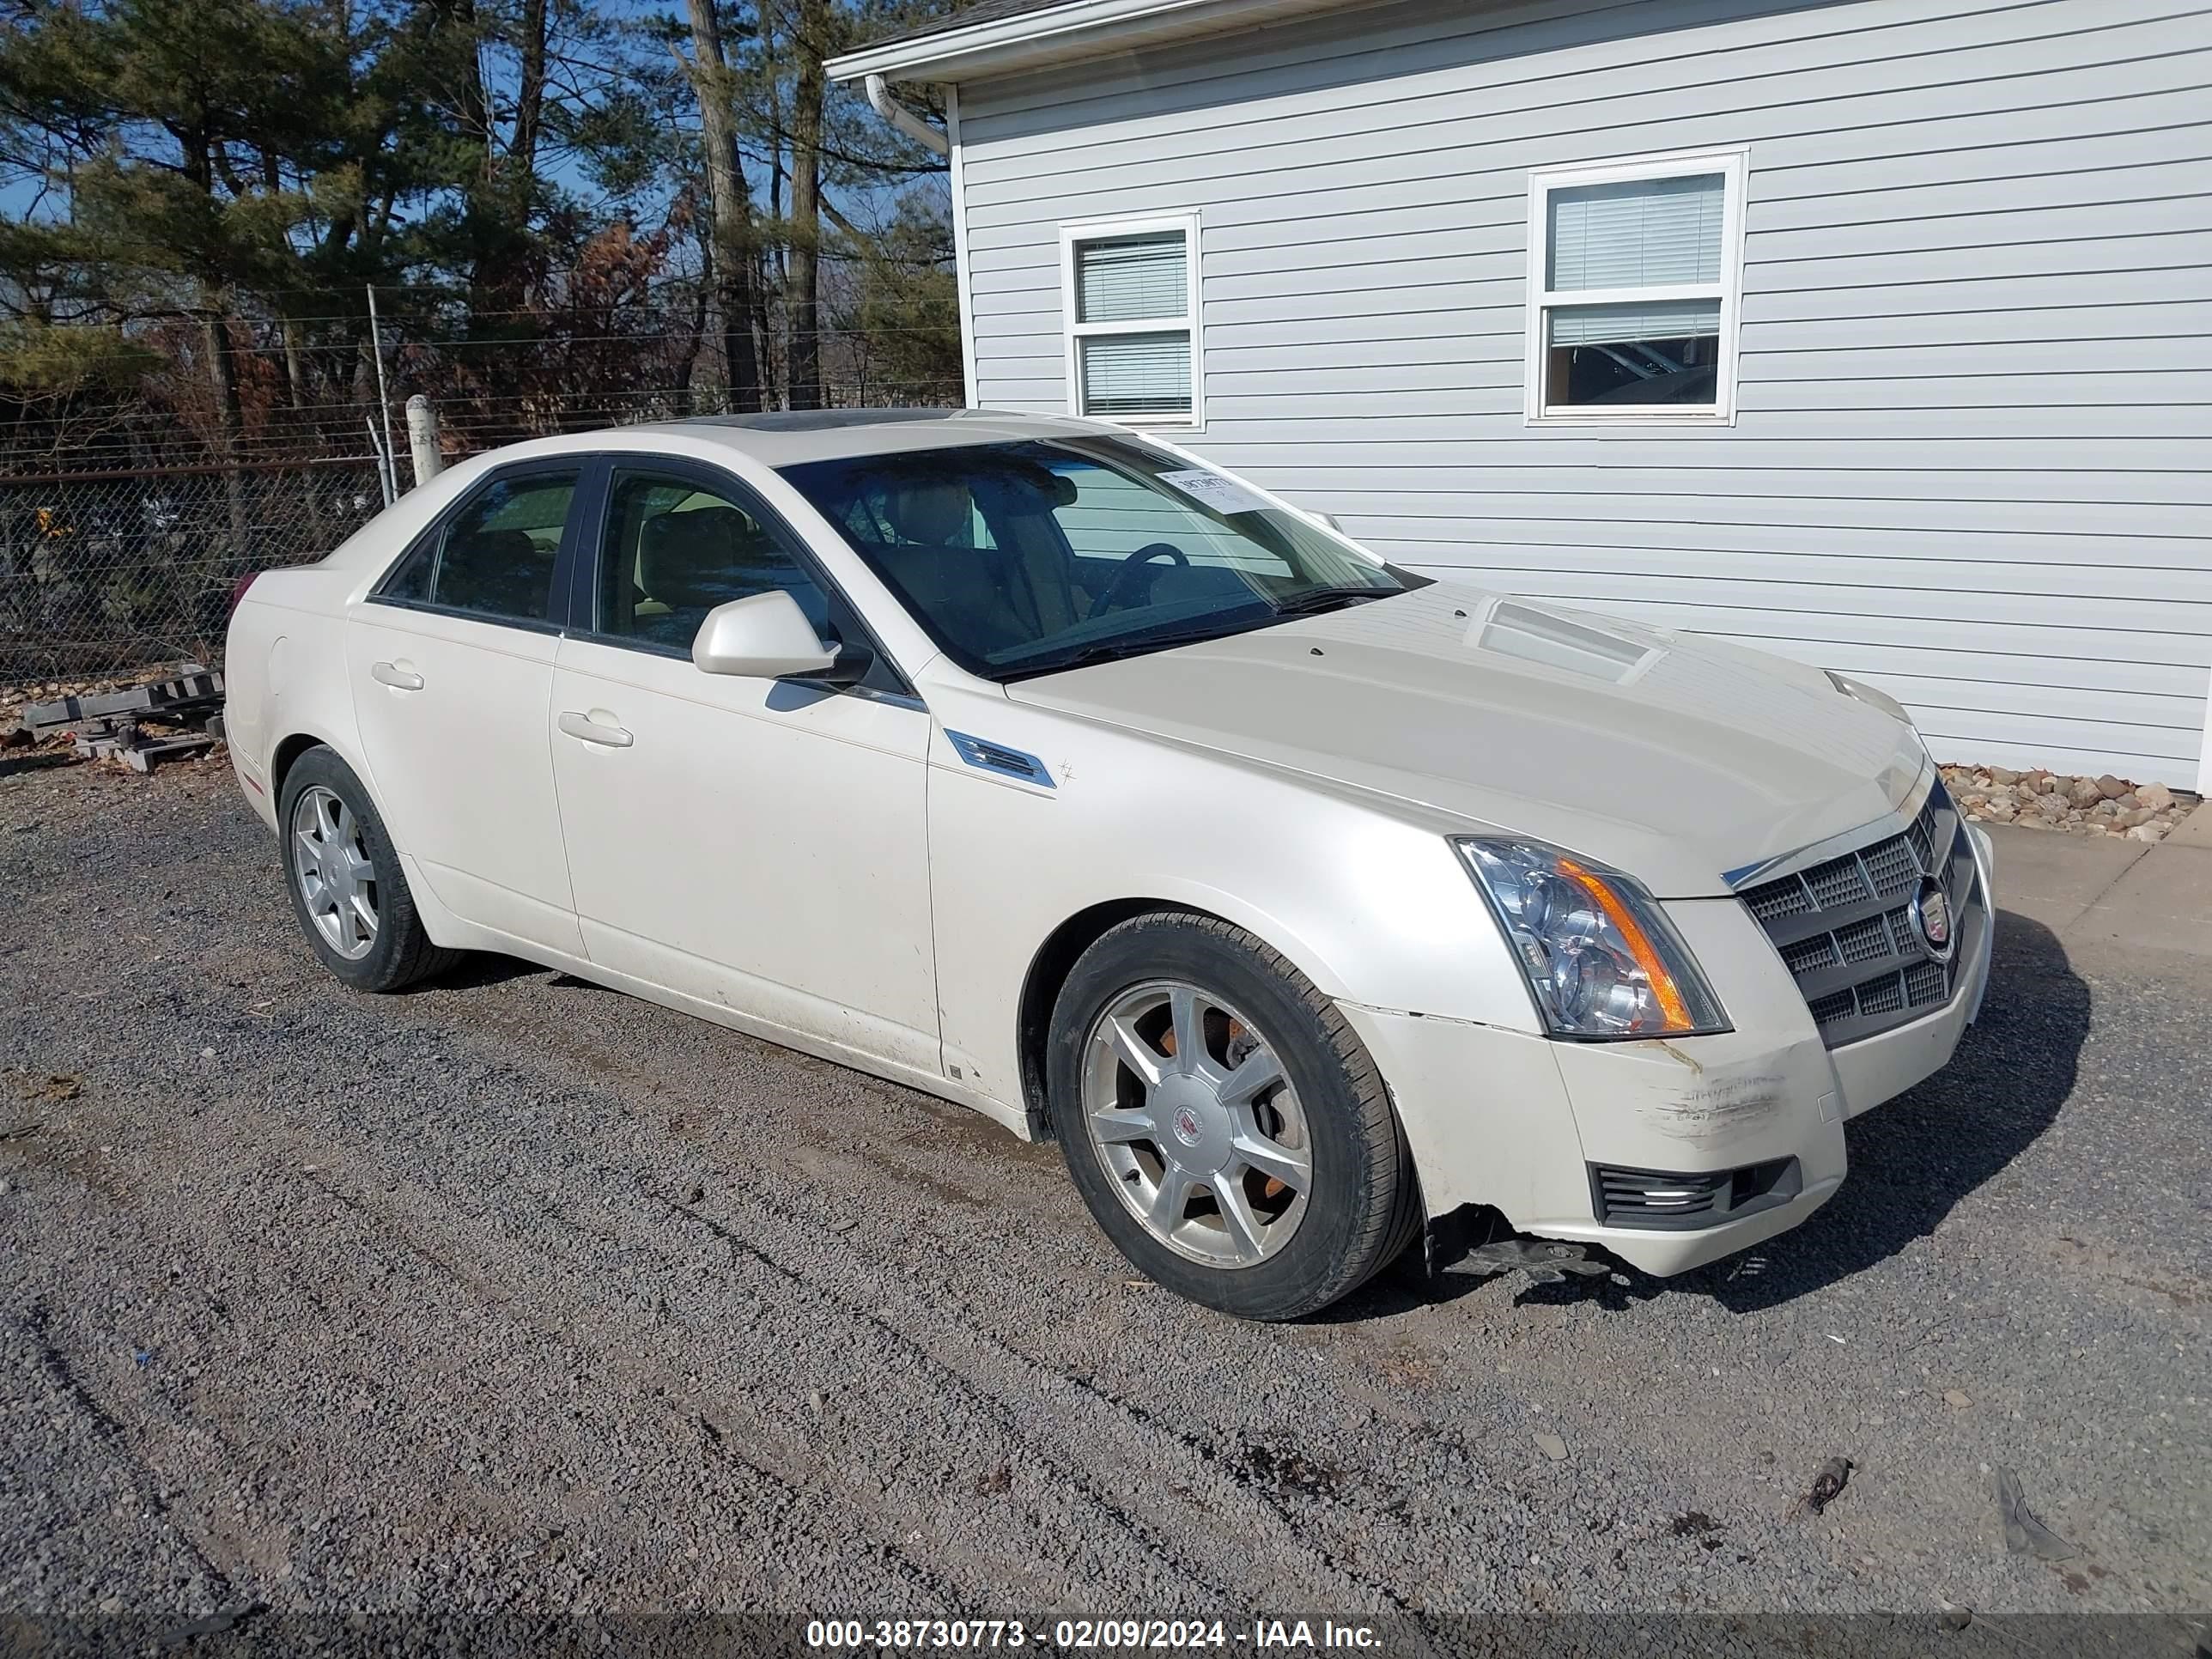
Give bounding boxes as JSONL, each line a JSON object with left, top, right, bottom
{"left": 1155, "top": 469, "right": 1273, "bottom": 516}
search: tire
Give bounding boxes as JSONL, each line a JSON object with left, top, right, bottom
{"left": 276, "top": 746, "right": 459, "bottom": 993}
{"left": 1046, "top": 911, "right": 1422, "bottom": 1321}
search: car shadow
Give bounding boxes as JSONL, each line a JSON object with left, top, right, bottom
{"left": 1498, "top": 908, "right": 2088, "bottom": 1316}
{"left": 402, "top": 957, "right": 626, "bottom": 997}
{"left": 400, "top": 952, "right": 545, "bottom": 994}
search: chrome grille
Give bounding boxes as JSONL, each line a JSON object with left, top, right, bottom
{"left": 1746, "top": 882, "right": 1812, "bottom": 922}
{"left": 1904, "top": 958, "right": 1948, "bottom": 1005}
{"left": 1863, "top": 837, "right": 1919, "bottom": 897}
{"left": 1781, "top": 935, "right": 1838, "bottom": 975}
{"left": 1833, "top": 911, "right": 1899, "bottom": 964}
{"left": 1804, "top": 856, "right": 1871, "bottom": 909}
{"left": 1807, "top": 988, "right": 1856, "bottom": 1026}
{"left": 1857, "top": 975, "right": 1905, "bottom": 1017}
{"left": 1736, "top": 781, "right": 1982, "bottom": 1048}
{"left": 1798, "top": 963, "right": 1956, "bottom": 1030}
{"left": 1906, "top": 810, "right": 1937, "bottom": 872}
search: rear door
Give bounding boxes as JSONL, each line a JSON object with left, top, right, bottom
{"left": 346, "top": 463, "right": 588, "bottom": 954}
{"left": 544, "top": 458, "right": 939, "bottom": 1075}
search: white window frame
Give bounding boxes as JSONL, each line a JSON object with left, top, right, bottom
{"left": 1060, "top": 211, "right": 1204, "bottom": 431}
{"left": 1523, "top": 148, "right": 1748, "bottom": 427}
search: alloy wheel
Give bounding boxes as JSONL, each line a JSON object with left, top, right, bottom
{"left": 1081, "top": 980, "right": 1312, "bottom": 1268}
{"left": 291, "top": 784, "right": 378, "bottom": 960}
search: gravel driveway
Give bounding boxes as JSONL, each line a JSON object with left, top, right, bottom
{"left": 3, "top": 756, "right": 2206, "bottom": 1653}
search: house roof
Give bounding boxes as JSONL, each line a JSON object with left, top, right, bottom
{"left": 857, "top": 0, "right": 1087, "bottom": 55}
{"left": 825, "top": 0, "right": 1347, "bottom": 87}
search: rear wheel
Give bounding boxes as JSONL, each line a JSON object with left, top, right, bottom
{"left": 277, "top": 746, "right": 457, "bottom": 992}
{"left": 1047, "top": 912, "right": 1420, "bottom": 1320}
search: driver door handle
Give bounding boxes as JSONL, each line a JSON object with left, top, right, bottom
{"left": 558, "top": 710, "right": 634, "bottom": 749}
{"left": 369, "top": 660, "right": 423, "bottom": 691}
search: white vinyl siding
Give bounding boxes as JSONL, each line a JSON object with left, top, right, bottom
{"left": 1061, "top": 215, "right": 1204, "bottom": 425}
{"left": 957, "top": 0, "right": 2212, "bottom": 787}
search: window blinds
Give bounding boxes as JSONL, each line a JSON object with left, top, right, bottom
{"left": 1548, "top": 298, "right": 1722, "bottom": 346}
{"left": 1079, "top": 332, "right": 1194, "bottom": 416}
{"left": 1075, "top": 232, "right": 1188, "bottom": 323}
{"left": 1547, "top": 174, "right": 1725, "bottom": 292}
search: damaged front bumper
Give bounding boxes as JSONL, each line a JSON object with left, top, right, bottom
{"left": 1338, "top": 829, "right": 1995, "bottom": 1280}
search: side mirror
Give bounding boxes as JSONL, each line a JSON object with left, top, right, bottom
{"left": 692, "top": 590, "right": 839, "bottom": 680}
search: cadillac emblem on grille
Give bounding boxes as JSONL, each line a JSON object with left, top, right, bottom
{"left": 1911, "top": 876, "right": 1955, "bottom": 963}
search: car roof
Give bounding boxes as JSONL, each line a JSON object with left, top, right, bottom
{"left": 610, "top": 406, "right": 1117, "bottom": 466}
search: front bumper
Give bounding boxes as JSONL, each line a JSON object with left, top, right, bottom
{"left": 1340, "top": 828, "right": 1994, "bottom": 1279}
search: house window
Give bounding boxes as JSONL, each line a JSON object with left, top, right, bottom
{"left": 1526, "top": 152, "right": 1746, "bottom": 422}
{"left": 1061, "top": 215, "right": 1201, "bottom": 427}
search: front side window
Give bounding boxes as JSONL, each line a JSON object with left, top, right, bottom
{"left": 1527, "top": 153, "right": 1745, "bottom": 421}
{"left": 381, "top": 470, "right": 578, "bottom": 623}
{"left": 592, "top": 471, "right": 831, "bottom": 652}
{"left": 781, "top": 437, "right": 1413, "bottom": 680}
{"left": 1062, "top": 216, "right": 1201, "bottom": 426}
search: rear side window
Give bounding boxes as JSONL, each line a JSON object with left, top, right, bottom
{"left": 382, "top": 471, "right": 579, "bottom": 623}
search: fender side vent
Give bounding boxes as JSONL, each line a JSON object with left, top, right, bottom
{"left": 944, "top": 730, "right": 1054, "bottom": 788}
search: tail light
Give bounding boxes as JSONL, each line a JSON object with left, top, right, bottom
{"left": 227, "top": 571, "right": 262, "bottom": 623}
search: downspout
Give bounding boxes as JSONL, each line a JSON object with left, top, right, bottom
{"left": 865, "top": 73, "right": 950, "bottom": 156}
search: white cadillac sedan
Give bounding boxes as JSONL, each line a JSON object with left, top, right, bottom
{"left": 225, "top": 409, "right": 1994, "bottom": 1319}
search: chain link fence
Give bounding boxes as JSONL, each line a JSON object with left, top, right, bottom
{"left": 4, "top": 355, "right": 962, "bottom": 685}
{"left": 0, "top": 459, "right": 386, "bottom": 683}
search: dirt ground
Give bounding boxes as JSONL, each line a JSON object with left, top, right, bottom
{"left": 3, "top": 753, "right": 2206, "bottom": 1656}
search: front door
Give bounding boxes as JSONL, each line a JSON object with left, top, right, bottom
{"left": 545, "top": 460, "right": 939, "bottom": 1075}
{"left": 346, "top": 463, "right": 586, "bottom": 955}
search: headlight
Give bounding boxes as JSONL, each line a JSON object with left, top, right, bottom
{"left": 1826, "top": 669, "right": 1913, "bottom": 726}
{"left": 1453, "top": 838, "right": 1729, "bottom": 1040}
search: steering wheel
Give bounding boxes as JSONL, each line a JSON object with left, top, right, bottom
{"left": 1097, "top": 542, "right": 1190, "bottom": 611}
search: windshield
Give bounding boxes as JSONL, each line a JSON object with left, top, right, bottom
{"left": 778, "top": 436, "right": 1414, "bottom": 679}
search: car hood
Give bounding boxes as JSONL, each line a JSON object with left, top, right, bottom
{"left": 1003, "top": 580, "right": 1928, "bottom": 897}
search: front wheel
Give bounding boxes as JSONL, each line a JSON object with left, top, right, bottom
{"left": 1046, "top": 912, "right": 1421, "bottom": 1320}
{"left": 276, "top": 746, "right": 458, "bottom": 993}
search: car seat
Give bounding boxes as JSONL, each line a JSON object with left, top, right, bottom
{"left": 637, "top": 505, "right": 829, "bottom": 647}
{"left": 442, "top": 527, "right": 553, "bottom": 618}
{"left": 870, "top": 480, "right": 1030, "bottom": 657}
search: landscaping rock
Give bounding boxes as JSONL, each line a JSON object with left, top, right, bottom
{"left": 1941, "top": 763, "right": 2195, "bottom": 842}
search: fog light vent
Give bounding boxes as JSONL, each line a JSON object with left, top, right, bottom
{"left": 1589, "top": 1157, "right": 1802, "bottom": 1231}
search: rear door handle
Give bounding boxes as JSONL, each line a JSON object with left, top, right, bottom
{"left": 369, "top": 660, "right": 423, "bottom": 691}
{"left": 558, "top": 710, "right": 634, "bottom": 749}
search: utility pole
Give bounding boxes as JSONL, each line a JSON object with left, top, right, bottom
{"left": 405, "top": 396, "right": 444, "bottom": 489}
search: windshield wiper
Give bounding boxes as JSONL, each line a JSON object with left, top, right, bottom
{"left": 999, "top": 621, "right": 1261, "bottom": 679}
{"left": 1000, "top": 589, "right": 1401, "bottom": 681}
{"left": 1270, "top": 585, "right": 1395, "bottom": 617}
